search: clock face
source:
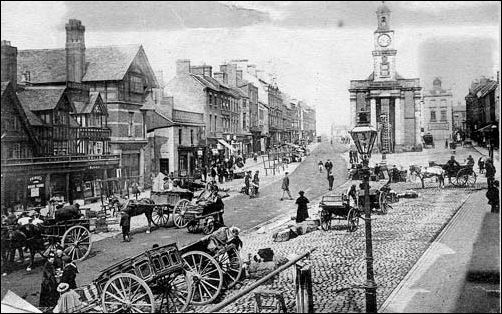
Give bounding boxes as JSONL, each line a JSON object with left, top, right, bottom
{"left": 378, "top": 34, "right": 391, "bottom": 47}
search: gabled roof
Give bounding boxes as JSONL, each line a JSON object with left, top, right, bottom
{"left": 17, "top": 87, "right": 68, "bottom": 111}
{"left": 145, "top": 103, "right": 175, "bottom": 132}
{"left": 191, "top": 74, "right": 221, "bottom": 91}
{"left": 17, "top": 44, "right": 158, "bottom": 87}
{"left": 472, "top": 80, "right": 498, "bottom": 98}
{"left": 73, "top": 92, "right": 106, "bottom": 114}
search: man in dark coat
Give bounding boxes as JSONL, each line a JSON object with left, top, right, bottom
{"left": 119, "top": 210, "right": 131, "bottom": 242}
{"left": 244, "top": 171, "right": 251, "bottom": 195}
{"left": 324, "top": 159, "right": 333, "bottom": 175}
{"left": 55, "top": 203, "right": 81, "bottom": 222}
{"left": 39, "top": 252, "right": 59, "bottom": 308}
{"left": 61, "top": 256, "right": 79, "bottom": 290}
{"left": 280, "top": 172, "right": 293, "bottom": 200}
{"left": 485, "top": 158, "right": 496, "bottom": 188}
{"left": 295, "top": 191, "right": 310, "bottom": 223}
{"left": 327, "top": 171, "right": 334, "bottom": 190}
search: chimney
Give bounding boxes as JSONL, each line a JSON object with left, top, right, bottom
{"left": 65, "top": 19, "right": 86, "bottom": 83}
{"left": 189, "top": 65, "right": 212, "bottom": 77}
{"left": 176, "top": 59, "right": 191, "bottom": 76}
{"left": 236, "top": 70, "right": 243, "bottom": 83}
{"left": 221, "top": 64, "right": 237, "bottom": 87}
{"left": 213, "top": 72, "right": 227, "bottom": 84}
{"left": 247, "top": 64, "right": 257, "bottom": 77}
{"left": 1, "top": 40, "right": 17, "bottom": 89}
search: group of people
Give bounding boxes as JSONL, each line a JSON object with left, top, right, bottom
{"left": 318, "top": 159, "right": 335, "bottom": 190}
{"left": 205, "top": 154, "right": 245, "bottom": 184}
{"left": 39, "top": 249, "right": 81, "bottom": 312}
{"left": 243, "top": 170, "right": 260, "bottom": 198}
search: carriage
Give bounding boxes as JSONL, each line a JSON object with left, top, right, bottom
{"left": 149, "top": 190, "right": 195, "bottom": 227}
{"left": 440, "top": 163, "right": 477, "bottom": 187}
{"left": 38, "top": 218, "right": 93, "bottom": 262}
{"left": 422, "top": 133, "right": 435, "bottom": 148}
{"left": 173, "top": 195, "right": 226, "bottom": 235}
{"left": 318, "top": 194, "right": 360, "bottom": 232}
{"left": 357, "top": 183, "right": 393, "bottom": 214}
{"left": 73, "top": 234, "right": 243, "bottom": 312}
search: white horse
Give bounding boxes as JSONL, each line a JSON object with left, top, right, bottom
{"left": 409, "top": 165, "right": 445, "bottom": 188}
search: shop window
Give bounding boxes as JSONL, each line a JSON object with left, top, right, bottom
{"left": 430, "top": 111, "right": 436, "bottom": 122}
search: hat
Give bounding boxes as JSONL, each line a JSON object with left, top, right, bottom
{"left": 298, "top": 190, "right": 304, "bottom": 195}
{"left": 229, "top": 226, "right": 240, "bottom": 235}
{"left": 57, "top": 283, "right": 69, "bottom": 293}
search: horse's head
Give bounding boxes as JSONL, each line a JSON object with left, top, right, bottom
{"left": 409, "top": 165, "right": 421, "bottom": 175}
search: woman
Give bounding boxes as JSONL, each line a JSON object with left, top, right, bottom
{"left": 295, "top": 191, "right": 310, "bottom": 223}
{"left": 39, "top": 252, "right": 59, "bottom": 308}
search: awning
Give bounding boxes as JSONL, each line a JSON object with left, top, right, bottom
{"left": 476, "top": 124, "right": 498, "bottom": 132}
{"left": 218, "top": 139, "right": 236, "bottom": 152}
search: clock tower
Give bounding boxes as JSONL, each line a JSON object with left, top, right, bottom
{"left": 372, "top": 2, "right": 396, "bottom": 81}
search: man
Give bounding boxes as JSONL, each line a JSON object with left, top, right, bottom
{"left": 327, "top": 171, "right": 334, "bottom": 191}
{"left": 486, "top": 180, "right": 499, "bottom": 213}
{"left": 280, "top": 172, "right": 293, "bottom": 201}
{"left": 446, "top": 156, "right": 460, "bottom": 183}
{"left": 244, "top": 171, "right": 252, "bottom": 195}
{"left": 485, "top": 158, "right": 496, "bottom": 188}
{"left": 466, "top": 155, "right": 475, "bottom": 168}
{"left": 324, "top": 159, "right": 333, "bottom": 176}
{"left": 119, "top": 210, "right": 131, "bottom": 242}
{"left": 252, "top": 171, "right": 260, "bottom": 197}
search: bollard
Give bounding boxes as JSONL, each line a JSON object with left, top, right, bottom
{"left": 296, "top": 262, "right": 314, "bottom": 313}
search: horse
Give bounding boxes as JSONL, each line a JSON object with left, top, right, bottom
{"left": 1, "top": 223, "right": 46, "bottom": 274}
{"left": 409, "top": 165, "right": 445, "bottom": 189}
{"left": 108, "top": 195, "right": 156, "bottom": 233}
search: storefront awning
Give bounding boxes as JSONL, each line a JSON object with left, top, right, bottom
{"left": 218, "top": 139, "right": 236, "bottom": 152}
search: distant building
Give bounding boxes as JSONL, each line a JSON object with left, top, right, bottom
{"left": 422, "top": 78, "right": 453, "bottom": 143}
{"left": 348, "top": 3, "right": 422, "bottom": 153}
{"left": 465, "top": 76, "right": 499, "bottom": 148}
{"left": 452, "top": 102, "right": 466, "bottom": 134}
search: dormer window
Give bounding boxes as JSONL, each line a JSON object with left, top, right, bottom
{"left": 130, "top": 75, "right": 144, "bottom": 94}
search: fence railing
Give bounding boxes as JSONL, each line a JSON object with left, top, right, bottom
{"left": 207, "top": 248, "right": 316, "bottom": 313}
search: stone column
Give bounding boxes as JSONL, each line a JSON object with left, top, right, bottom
{"left": 414, "top": 98, "right": 422, "bottom": 147}
{"left": 350, "top": 93, "right": 357, "bottom": 129}
{"left": 394, "top": 98, "right": 404, "bottom": 145}
{"left": 370, "top": 98, "right": 377, "bottom": 126}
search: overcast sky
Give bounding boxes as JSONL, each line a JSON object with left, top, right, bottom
{"left": 1, "top": 1, "right": 500, "bottom": 135}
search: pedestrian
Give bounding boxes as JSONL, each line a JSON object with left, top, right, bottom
{"left": 318, "top": 161, "right": 323, "bottom": 173}
{"left": 327, "top": 171, "right": 334, "bottom": 190}
{"left": 254, "top": 152, "right": 258, "bottom": 162}
{"left": 295, "top": 191, "right": 310, "bottom": 223}
{"left": 349, "top": 150, "right": 354, "bottom": 164}
{"left": 252, "top": 171, "right": 260, "bottom": 197}
{"left": 445, "top": 139, "right": 449, "bottom": 149}
{"left": 244, "top": 171, "right": 251, "bottom": 195}
{"left": 60, "top": 256, "right": 78, "bottom": 290}
{"left": 353, "top": 150, "right": 359, "bottom": 163}
{"left": 217, "top": 164, "right": 224, "bottom": 184}
{"left": 119, "top": 209, "right": 131, "bottom": 242}
{"left": 54, "top": 249, "right": 65, "bottom": 281}
{"left": 485, "top": 158, "right": 496, "bottom": 188}
{"left": 211, "top": 165, "right": 217, "bottom": 183}
{"left": 228, "top": 164, "right": 235, "bottom": 181}
{"left": 324, "top": 159, "right": 333, "bottom": 176}
{"left": 53, "top": 282, "right": 82, "bottom": 313}
{"left": 280, "top": 172, "right": 293, "bottom": 201}
{"left": 466, "top": 155, "right": 475, "bottom": 168}
{"left": 39, "top": 252, "right": 59, "bottom": 308}
{"left": 486, "top": 180, "right": 499, "bottom": 213}
{"left": 131, "top": 181, "right": 140, "bottom": 200}
{"left": 202, "top": 166, "right": 208, "bottom": 182}
{"left": 478, "top": 157, "right": 485, "bottom": 174}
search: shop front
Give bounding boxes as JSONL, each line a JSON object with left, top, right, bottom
{"left": 177, "top": 145, "right": 207, "bottom": 178}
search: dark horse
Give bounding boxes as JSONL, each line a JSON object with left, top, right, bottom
{"left": 108, "top": 195, "right": 156, "bottom": 233}
{"left": 1, "top": 224, "right": 45, "bottom": 274}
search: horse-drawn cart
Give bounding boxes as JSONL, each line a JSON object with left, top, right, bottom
{"left": 442, "top": 164, "right": 477, "bottom": 187}
{"left": 72, "top": 233, "right": 243, "bottom": 312}
{"left": 149, "top": 190, "right": 195, "bottom": 227}
{"left": 318, "top": 195, "right": 360, "bottom": 232}
{"left": 39, "top": 218, "right": 93, "bottom": 262}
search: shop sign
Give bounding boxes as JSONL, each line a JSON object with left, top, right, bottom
{"left": 28, "top": 175, "right": 44, "bottom": 189}
{"left": 197, "top": 150, "right": 203, "bottom": 156}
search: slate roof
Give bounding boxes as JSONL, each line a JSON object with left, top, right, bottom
{"left": 17, "top": 87, "right": 67, "bottom": 111}
{"left": 472, "top": 80, "right": 497, "bottom": 98}
{"left": 17, "top": 44, "right": 156, "bottom": 85}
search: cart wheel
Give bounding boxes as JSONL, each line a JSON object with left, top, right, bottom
{"left": 40, "top": 239, "right": 61, "bottom": 258}
{"left": 378, "top": 192, "right": 389, "bottom": 215}
{"left": 61, "top": 225, "right": 92, "bottom": 262}
{"left": 320, "top": 209, "right": 331, "bottom": 231}
{"left": 187, "top": 220, "right": 198, "bottom": 233}
{"left": 457, "top": 168, "right": 476, "bottom": 187}
{"left": 152, "top": 205, "right": 170, "bottom": 227}
{"left": 173, "top": 199, "right": 190, "bottom": 228}
{"left": 157, "top": 271, "right": 193, "bottom": 313}
{"left": 213, "top": 246, "right": 243, "bottom": 289}
{"left": 202, "top": 217, "right": 215, "bottom": 235}
{"left": 347, "top": 207, "right": 359, "bottom": 232}
{"left": 182, "top": 251, "right": 223, "bottom": 305}
{"left": 102, "top": 273, "right": 155, "bottom": 313}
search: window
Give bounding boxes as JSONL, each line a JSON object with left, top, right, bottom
{"left": 179, "top": 128, "right": 182, "bottom": 145}
{"left": 13, "top": 117, "right": 20, "bottom": 131}
{"left": 430, "top": 111, "right": 436, "bottom": 122}
{"left": 214, "top": 116, "right": 217, "bottom": 131}
{"left": 12, "top": 143, "right": 21, "bottom": 158}
{"left": 440, "top": 110, "right": 447, "bottom": 122}
{"left": 128, "top": 112, "right": 134, "bottom": 137}
{"left": 190, "top": 130, "right": 194, "bottom": 145}
{"left": 209, "top": 115, "right": 212, "bottom": 132}
{"left": 130, "top": 75, "right": 144, "bottom": 94}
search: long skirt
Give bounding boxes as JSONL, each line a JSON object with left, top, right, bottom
{"left": 296, "top": 206, "right": 309, "bottom": 223}
{"left": 39, "top": 279, "right": 58, "bottom": 308}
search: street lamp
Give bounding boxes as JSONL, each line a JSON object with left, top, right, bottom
{"left": 349, "top": 119, "right": 378, "bottom": 313}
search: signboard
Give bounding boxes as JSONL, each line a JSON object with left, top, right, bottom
{"left": 30, "top": 188, "right": 39, "bottom": 197}
{"left": 428, "top": 123, "right": 449, "bottom": 130}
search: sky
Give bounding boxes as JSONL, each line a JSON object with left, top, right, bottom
{"left": 1, "top": 1, "right": 500, "bottom": 135}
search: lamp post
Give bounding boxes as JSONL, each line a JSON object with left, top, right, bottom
{"left": 350, "top": 119, "right": 378, "bottom": 313}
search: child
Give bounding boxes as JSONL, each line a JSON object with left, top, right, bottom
{"left": 119, "top": 210, "right": 131, "bottom": 242}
